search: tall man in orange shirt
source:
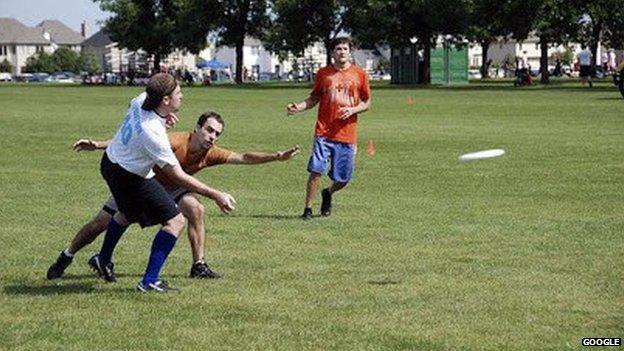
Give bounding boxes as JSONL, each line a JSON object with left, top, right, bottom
{"left": 47, "top": 111, "right": 299, "bottom": 280}
{"left": 286, "top": 37, "right": 371, "bottom": 220}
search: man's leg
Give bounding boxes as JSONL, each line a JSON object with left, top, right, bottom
{"left": 138, "top": 213, "right": 186, "bottom": 291}
{"left": 90, "top": 211, "right": 130, "bottom": 282}
{"left": 68, "top": 210, "right": 112, "bottom": 254}
{"left": 321, "top": 141, "right": 355, "bottom": 217}
{"left": 47, "top": 210, "right": 112, "bottom": 280}
{"left": 303, "top": 172, "right": 322, "bottom": 219}
{"left": 178, "top": 195, "right": 205, "bottom": 263}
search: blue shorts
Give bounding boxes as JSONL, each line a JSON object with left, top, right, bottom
{"left": 307, "top": 137, "right": 355, "bottom": 183}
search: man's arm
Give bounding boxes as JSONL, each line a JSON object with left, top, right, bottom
{"left": 226, "top": 145, "right": 300, "bottom": 165}
{"left": 159, "top": 163, "right": 236, "bottom": 214}
{"left": 73, "top": 139, "right": 111, "bottom": 151}
{"left": 286, "top": 95, "right": 320, "bottom": 115}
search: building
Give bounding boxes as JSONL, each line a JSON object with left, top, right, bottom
{"left": 37, "top": 20, "right": 85, "bottom": 53}
{"left": 82, "top": 29, "right": 196, "bottom": 75}
{"left": 0, "top": 18, "right": 52, "bottom": 75}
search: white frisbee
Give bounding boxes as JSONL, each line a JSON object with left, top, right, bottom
{"left": 458, "top": 149, "right": 505, "bottom": 162}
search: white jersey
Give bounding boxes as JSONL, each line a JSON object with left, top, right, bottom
{"left": 579, "top": 50, "right": 592, "bottom": 66}
{"left": 106, "top": 93, "right": 179, "bottom": 178}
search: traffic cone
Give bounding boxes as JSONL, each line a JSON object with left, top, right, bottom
{"left": 366, "top": 139, "right": 376, "bottom": 156}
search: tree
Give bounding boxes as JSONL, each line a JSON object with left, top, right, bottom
{"left": 80, "top": 50, "right": 101, "bottom": 74}
{"left": 0, "top": 59, "right": 12, "bottom": 73}
{"left": 348, "top": 0, "right": 471, "bottom": 84}
{"left": 528, "top": 0, "right": 582, "bottom": 84}
{"left": 215, "top": 0, "right": 271, "bottom": 84}
{"left": 97, "top": 0, "right": 196, "bottom": 73}
{"left": 52, "top": 47, "right": 82, "bottom": 73}
{"left": 23, "top": 52, "right": 56, "bottom": 73}
{"left": 465, "top": 0, "right": 535, "bottom": 79}
{"left": 266, "top": 0, "right": 348, "bottom": 66}
{"left": 576, "top": 0, "right": 624, "bottom": 73}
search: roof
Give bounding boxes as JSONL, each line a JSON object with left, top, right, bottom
{"left": 244, "top": 37, "right": 262, "bottom": 46}
{"left": 0, "top": 18, "right": 49, "bottom": 45}
{"left": 82, "top": 29, "right": 113, "bottom": 47}
{"left": 37, "top": 20, "right": 84, "bottom": 45}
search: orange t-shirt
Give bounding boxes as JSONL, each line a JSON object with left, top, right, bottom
{"left": 153, "top": 132, "right": 232, "bottom": 189}
{"left": 311, "top": 64, "right": 371, "bottom": 144}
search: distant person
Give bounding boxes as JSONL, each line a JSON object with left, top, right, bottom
{"left": 554, "top": 59, "right": 562, "bottom": 77}
{"left": 578, "top": 46, "right": 593, "bottom": 88}
{"left": 285, "top": 37, "right": 371, "bottom": 220}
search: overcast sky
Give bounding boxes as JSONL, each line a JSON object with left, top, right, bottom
{"left": 0, "top": 0, "right": 110, "bottom": 36}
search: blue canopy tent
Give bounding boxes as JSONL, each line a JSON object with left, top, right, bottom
{"left": 196, "top": 58, "right": 229, "bottom": 70}
{"left": 195, "top": 58, "right": 232, "bottom": 83}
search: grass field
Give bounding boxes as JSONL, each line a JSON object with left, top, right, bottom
{"left": 0, "top": 81, "right": 622, "bottom": 350}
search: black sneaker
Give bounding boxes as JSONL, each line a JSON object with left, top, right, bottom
{"left": 190, "top": 261, "right": 221, "bottom": 279}
{"left": 46, "top": 251, "right": 73, "bottom": 280}
{"left": 301, "top": 207, "right": 313, "bottom": 220}
{"left": 88, "top": 254, "right": 117, "bottom": 282}
{"left": 320, "top": 188, "right": 332, "bottom": 216}
{"left": 136, "top": 280, "right": 180, "bottom": 293}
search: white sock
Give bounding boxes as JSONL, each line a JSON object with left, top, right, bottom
{"left": 63, "top": 248, "right": 75, "bottom": 258}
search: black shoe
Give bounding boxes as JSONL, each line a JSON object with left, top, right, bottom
{"left": 320, "top": 188, "right": 332, "bottom": 216}
{"left": 46, "top": 251, "right": 73, "bottom": 280}
{"left": 190, "top": 261, "right": 221, "bottom": 279}
{"left": 136, "top": 280, "right": 180, "bottom": 293}
{"left": 301, "top": 207, "right": 313, "bottom": 220}
{"left": 88, "top": 254, "right": 117, "bottom": 282}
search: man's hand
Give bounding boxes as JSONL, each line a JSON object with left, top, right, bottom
{"left": 286, "top": 102, "right": 301, "bottom": 115}
{"left": 339, "top": 106, "right": 358, "bottom": 120}
{"left": 73, "top": 139, "right": 99, "bottom": 152}
{"left": 165, "top": 113, "right": 179, "bottom": 130}
{"left": 213, "top": 191, "right": 236, "bottom": 214}
{"left": 276, "top": 145, "right": 300, "bottom": 161}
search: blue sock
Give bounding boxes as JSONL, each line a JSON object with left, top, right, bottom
{"left": 98, "top": 218, "right": 128, "bottom": 265}
{"left": 142, "top": 230, "right": 178, "bottom": 285}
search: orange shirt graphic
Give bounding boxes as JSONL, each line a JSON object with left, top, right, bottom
{"left": 153, "top": 132, "right": 232, "bottom": 189}
{"left": 311, "top": 64, "right": 371, "bottom": 144}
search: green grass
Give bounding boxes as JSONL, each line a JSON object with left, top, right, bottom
{"left": 0, "top": 82, "right": 622, "bottom": 350}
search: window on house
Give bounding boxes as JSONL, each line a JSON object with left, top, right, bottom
{"left": 11, "top": 46, "right": 16, "bottom": 54}
{"left": 251, "top": 46, "right": 259, "bottom": 55}
{"left": 535, "top": 43, "right": 539, "bottom": 50}
{"left": 0, "top": 46, "right": 6, "bottom": 55}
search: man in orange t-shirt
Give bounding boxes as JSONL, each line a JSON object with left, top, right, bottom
{"left": 286, "top": 37, "right": 371, "bottom": 220}
{"left": 47, "top": 112, "right": 300, "bottom": 280}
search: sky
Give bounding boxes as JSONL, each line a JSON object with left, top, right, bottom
{"left": 0, "top": 0, "right": 110, "bottom": 36}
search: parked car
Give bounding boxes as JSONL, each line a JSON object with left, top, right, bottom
{"left": 0, "top": 72, "right": 12, "bottom": 82}
{"left": 31, "top": 72, "right": 51, "bottom": 82}
{"left": 51, "top": 72, "right": 76, "bottom": 83}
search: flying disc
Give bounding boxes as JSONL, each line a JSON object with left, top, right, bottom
{"left": 458, "top": 149, "right": 505, "bottom": 162}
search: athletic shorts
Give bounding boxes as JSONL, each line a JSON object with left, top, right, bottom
{"left": 307, "top": 136, "right": 355, "bottom": 183}
{"left": 103, "top": 187, "right": 191, "bottom": 216}
{"left": 100, "top": 153, "right": 180, "bottom": 228}
{"left": 580, "top": 65, "right": 592, "bottom": 78}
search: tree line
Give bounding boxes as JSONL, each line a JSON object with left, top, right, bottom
{"left": 96, "top": 0, "right": 624, "bottom": 84}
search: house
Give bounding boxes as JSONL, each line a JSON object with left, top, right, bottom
{"left": 37, "top": 20, "right": 84, "bottom": 53}
{"left": 0, "top": 18, "right": 52, "bottom": 75}
{"left": 82, "top": 29, "right": 196, "bottom": 75}
{"left": 204, "top": 37, "right": 387, "bottom": 80}
{"left": 0, "top": 18, "right": 86, "bottom": 75}
{"left": 470, "top": 34, "right": 602, "bottom": 70}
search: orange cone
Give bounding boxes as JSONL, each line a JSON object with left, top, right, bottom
{"left": 366, "top": 139, "right": 376, "bottom": 156}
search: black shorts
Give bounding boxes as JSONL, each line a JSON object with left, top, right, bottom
{"left": 100, "top": 153, "right": 180, "bottom": 228}
{"left": 580, "top": 65, "right": 591, "bottom": 78}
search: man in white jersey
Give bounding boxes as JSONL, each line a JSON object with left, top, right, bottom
{"left": 94, "top": 73, "right": 235, "bottom": 293}
{"left": 578, "top": 46, "right": 593, "bottom": 88}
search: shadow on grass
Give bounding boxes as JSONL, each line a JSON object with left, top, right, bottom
{"left": 368, "top": 278, "right": 402, "bottom": 285}
{"left": 4, "top": 282, "right": 98, "bottom": 296}
{"left": 234, "top": 214, "right": 304, "bottom": 220}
